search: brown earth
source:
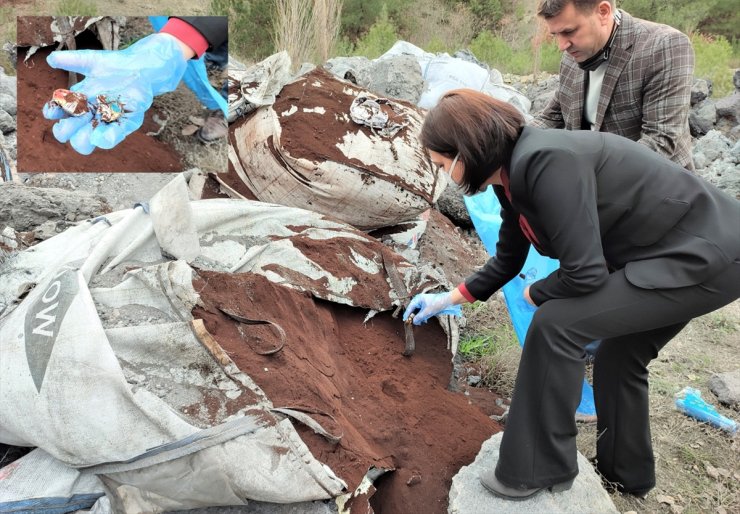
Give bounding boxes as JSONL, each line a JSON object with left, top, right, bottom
{"left": 16, "top": 21, "right": 183, "bottom": 173}
{"left": 193, "top": 271, "right": 502, "bottom": 514}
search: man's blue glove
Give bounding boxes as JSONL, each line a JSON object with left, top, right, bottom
{"left": 42, "top": 33, "right": 189, "bottom": 155}
{"left": 403, "top": 292, "right": 462, "bottom": 326}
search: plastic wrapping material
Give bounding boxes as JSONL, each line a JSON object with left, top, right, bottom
{"left": 675, "top": 387, "right": 738, "bottom": 434}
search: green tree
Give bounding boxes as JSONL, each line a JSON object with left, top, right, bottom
{"left": 340, "top": 0, "right": 406, "bottom": 40}
{"left": 620, "top": 0, "right": 718, "bottom": 34}
{"left": 352, "top": 5, "right": 399, "bottom": 58}
{"left": 697, "top": 0, "right": 740, "bottom": 41}
{"left": 210, "top": 0, "right": 274, "bottom": 61}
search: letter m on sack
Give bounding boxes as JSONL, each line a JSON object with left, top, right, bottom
{"left": 23, "top": 269, "right": 79, "bottom": 392}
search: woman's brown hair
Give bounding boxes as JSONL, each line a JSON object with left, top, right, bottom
{"left": 420, "top": 89, "right": 524, "bottom": 195}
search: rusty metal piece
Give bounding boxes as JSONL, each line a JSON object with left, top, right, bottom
{"left": 96, "top": 94, "right": 124, "bottom": 122}
{"left": 219, "top": 307, "right": 286, "bottom": 356}
{"left": 51, "top": 88, "right": 89, "bottom": 116}
{"left": 381, "top": 248, "right": 416, "bottom": 356}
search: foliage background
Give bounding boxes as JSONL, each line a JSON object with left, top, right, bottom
{"left": 215, "top": 0, "right": 739, "bottom": 97}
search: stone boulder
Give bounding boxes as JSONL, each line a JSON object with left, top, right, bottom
{"left": 448, "top": 432, "right": 619, "bottom": 514}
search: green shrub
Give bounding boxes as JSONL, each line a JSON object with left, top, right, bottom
{"left": 469, "top": 30, "right": 541, "bottom": 75}
{"left": 352, "top": 5, "right": 399, "bottom": 59}
{"left": 538, "top": 40, "right": 561, "bottom": 74}
{"left": 54, "top": 0, "right": 97, "bottom": 16}
{"left": 210, "top": 0, "right": 274, "bottom": 61}
{"left": 692, "top": 33, "right": 735, "bottom": 98}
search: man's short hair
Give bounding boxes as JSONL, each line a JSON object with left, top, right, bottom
{"left": 537, "top": 0, "right": 615, "bottom": 18}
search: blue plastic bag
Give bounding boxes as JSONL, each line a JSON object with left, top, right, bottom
{"left": 463, "top": 186, "right": 596, "bottom": 417}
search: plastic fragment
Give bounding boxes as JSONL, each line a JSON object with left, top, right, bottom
{"left": 674, "top": 386, "right": 737, "bottom": 434}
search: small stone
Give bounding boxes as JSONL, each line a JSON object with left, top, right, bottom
{"left": 467, "top": 375, "right": 481, "bottom": 386}
{"left": 657, "top": 494, "right": 676, "bottom": 505}
{"left": 671, "top": 505, "right": 684, "bottom": 514}
{"left": 709, "top": 370, "right": 740, "bottom": 408}
{"left": 716, "top": 508, "right": 727, "bottom": 514}
{"left": 705, "top": 462, "right": 720, "bottom": 480}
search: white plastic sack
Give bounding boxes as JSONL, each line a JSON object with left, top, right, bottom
{"left": 0, "top": 175, "right": 453, "bottom": 512}
{"left": 229, "top": 67, "right": 447, "bottom": 231}
{"left": 381, "top": 40, "right": 532, "bottom": 113}
{"left": 227, "top": 51, "right": 294, "bottom": 123}
{"left": 0, "top": 449, "right": 106, "bottom": 513}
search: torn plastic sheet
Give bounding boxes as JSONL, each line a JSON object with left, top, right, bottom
{"left": 229, "top": 67, "right": 447, "bottom": 230}
{"left": 0, "top": 174, "right": 459, "bottom": 511}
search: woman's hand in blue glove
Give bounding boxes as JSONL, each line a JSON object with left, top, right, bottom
{"left": 42, "top": 33, "right": 190, "bottom": 155}
{"left": 403, "top": 292, "right": 462, "bottom": 326}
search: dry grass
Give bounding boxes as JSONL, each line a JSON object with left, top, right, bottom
{"left": 273, "top": 0, "right": 315, "bottom": 69}
{"left": 401, "top": 0, "right": 477, "bottom": 52}
{"left": 460, "top": 295, "right": 522, "bottom": 398}
{"left": 313, "top": 0, "right": 343, "bottom": 63}
{"left": 273, "top": 0, "right": 344, "bottom": 69}
{"left": 467, "top": 297, "right": 740, "bottom": 513}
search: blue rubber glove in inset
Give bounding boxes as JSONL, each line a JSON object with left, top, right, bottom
{"left": 43, "top": 33, "right": 189, "bottom": 155}
{"left": 402, "top": 292, "right": 462, "bottom": 326}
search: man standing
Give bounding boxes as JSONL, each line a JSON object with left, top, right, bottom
{"left": 532, "top": 0, "right": 695, "bottom": 170}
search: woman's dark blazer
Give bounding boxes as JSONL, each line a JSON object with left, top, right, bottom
{"left": 464, "top": 127, "right": 740, "bottom": 306}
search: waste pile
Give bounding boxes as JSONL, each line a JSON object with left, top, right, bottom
{"left": 0, "top": 167, "right": 499, "bottom": 513}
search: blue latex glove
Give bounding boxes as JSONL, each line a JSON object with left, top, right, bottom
{"left": 43, "top": 33, "right": 189, "bottom": 155}
{"left": 403, "top": 292, "right": 462, "bottom": 326}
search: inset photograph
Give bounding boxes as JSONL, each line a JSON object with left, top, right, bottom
{"left": 16, "top": 15, "right": 227, "bottom": 173}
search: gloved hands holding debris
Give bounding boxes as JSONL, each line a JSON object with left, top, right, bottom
{"left": 403, "top": 292, "right": 462, "bottom": 326}
{"left": 42, "top": 33, "right": 189, "bottom": 155}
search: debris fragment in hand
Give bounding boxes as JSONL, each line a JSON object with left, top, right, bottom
{"left": 51, "top": 89, "right": 89, "bottom": 116}
{"left": 96, "top": 94, "right": 124, "bottom": 122}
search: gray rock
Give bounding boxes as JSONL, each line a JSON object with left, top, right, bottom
{"left": 326, "top": 55, "right": 425, "bottom": 104}
{"left": 734, "top": 69, "right": 740, "bottom": 92}
{"left": 2, "top": 43, "right": 16, "bottom": 71}
{"left": 524, "top": 75, "right": 559, "bottom": 115}
{"left": 467, "top": 375, "right": 482, "bottom": 387}
{"left": 0, "top": 184, "right": 110, "bottom": 232}
{"left": 709, "top": 370, "right": 740, "bottom": 408}
{"left": 691, "top": 78, "right": 712, "bottom": 105}
{"left": 360, "top": 55, "right": 425, "bottom": 104}
{"left": 437, "top": 184, "right": 472, "bottom": 228}
{"left": 0, "top": 110, "right": 15, "bottom": 134}
{"left": 0, "top": 93, "right": 16, "bottom": 116}
{"left": 20, "top": 172, "right": 181, "bottom": 212}
{"left": 715, "top": 92, "right": 740, "bottom": 132}
{"left": 689, "top": 99, "right": 716, "bottom": 137}
{"left": 693, "top": 130, "right": 732, "bottom": 166}
{"left": 448, "top": 432, "right": 618, "bottom": 514}
{"left": 0, "top": 73, "right": 16, "bottom": 99}
{"left": 3, "top": 131, "right": 15, "bottom": 161}
{"left": 324, "top": 56, "right": 371, "bottom": 84}
{"left": 454, "top": 49, "right": 488, "bottom": 70}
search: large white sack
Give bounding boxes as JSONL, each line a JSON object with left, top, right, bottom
{"left": 381, "top": 40, "right": 532, "bottom": 113}
{"left": 229, "top": 67, "right": 447, "bottom": 231}
{"left": 0, "top": 175, "right": 452, "bottom": 511}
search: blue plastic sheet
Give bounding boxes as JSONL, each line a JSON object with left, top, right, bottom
{"left": 463, "top": 186, "right": 596, "bottom": 416}
{"left": 149, "top": 17, "right": 227, "bottom": 115}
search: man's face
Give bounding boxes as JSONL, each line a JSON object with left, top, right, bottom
{"left": 544, "top": 2, "right": 611, "bottom": 62}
